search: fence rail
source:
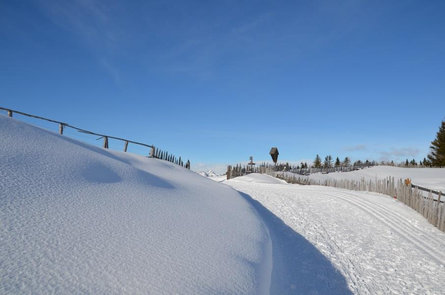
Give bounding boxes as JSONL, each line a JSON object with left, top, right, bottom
{"left": 275, "top": 172, "right": 444, "bottom": 232}
{"left": 1, "top": 106, "right": 189, "bottom": 168}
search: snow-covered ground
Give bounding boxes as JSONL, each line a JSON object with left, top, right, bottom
{"left": 0, "top": 116, "right": 272, "bottom": 294}
{"left": 226, "top": 174, "right": 445, "bottom": 294}
{"left": 3, "top": 115, "right": 445, "bottom": 294}
{"left": 308, "top": 166, "right": 445, "bottom": 192}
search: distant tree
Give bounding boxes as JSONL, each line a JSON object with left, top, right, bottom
{"left": 427, "top": 120, "right": 445, "bottom": 167}
{"left": 410, "top": 159, "right": 417, "bottom": 166}
{"left": 324, "top": 155, "right": 332, "bottom": 168}
{"left": 354, "top": 160, "right": 362, "bottom": 167}
{"left": 390, "top": 160, "right": 395, "bottom": 166}
{"left": 405, "top": 159, "right": 409, "bottom": 167}
{"left": 343, "top": 157, "right": 351, "bottom": 167}
{"left": 335, "top": 157, "right": 341, "bottom": 167}
{"left": 314, "top": 154, "right": 322, "bottom": 168}
{"left": 365, "top": 160, "right": 370, "bottom": 166}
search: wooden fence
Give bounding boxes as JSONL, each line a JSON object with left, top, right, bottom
{"left": 1, "top": 107, "right": 189, "bottom": 168}
{"left": 275, "top": 172, "right": 445, "bottom": 232}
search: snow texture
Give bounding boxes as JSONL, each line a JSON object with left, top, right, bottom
{"left": 0, "top": 116, "right": 272, "bottom": 294}
{"left": 308, "top": 166, "right": 445, "bottom": 192}
{"left": 3, "top": 114, "right": 445, "bottom": 294}
{"left": 227, "top": 174, "right": 445, "bottom": 294}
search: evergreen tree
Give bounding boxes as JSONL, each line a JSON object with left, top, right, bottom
{"left": 335, "top": 157, "right": 341, "bottom": 167}
{"left": 324, "top": 155, "right": 332, "bottom": 168}
{"left": 314, "top": 154, "right": 322, "bottom": 168}
{"left": 343, "top": 157, "right": 351, "bottom": 167}
{"left": 405, "top": 159, "right": 409, "bottom": 167}
{"left": 427, "top": 120, "right": 445, "bottom": 167}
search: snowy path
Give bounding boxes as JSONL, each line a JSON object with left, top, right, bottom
{"left": 227, "top": 174, "right": 445, "bottom": 294}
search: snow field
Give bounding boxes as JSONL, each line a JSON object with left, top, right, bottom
{"left": 0, "top": 116, "right": 272, "bottom": 294}
{"left": 227, "top": 174, "right": 445, "bottom": 294}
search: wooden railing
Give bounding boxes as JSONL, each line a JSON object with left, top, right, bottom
{"left": 1, "top": 106, "right": 189, "bottom": 168}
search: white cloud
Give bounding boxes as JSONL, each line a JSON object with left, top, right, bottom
{"left": 379, "top": 147, "right": 420, "bottom": 161}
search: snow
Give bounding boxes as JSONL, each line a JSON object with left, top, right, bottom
{"left": 198, "top": 170, "right": 219, "bottom": 178}
{"left": 0, "top": 116, "right": 272, "bottom": 294}
{"left": 308, "top": 166, "right": 445, "bottom": 192}
{"left": 226, "top": 174, "right": 445, "bottom": 294}
{"left": 3, "top": 114, "right": 445, "bottom": 294}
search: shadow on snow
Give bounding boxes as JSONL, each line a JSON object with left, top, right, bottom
{"left": 239, "top": 192, "right": 352, "bottom": 295}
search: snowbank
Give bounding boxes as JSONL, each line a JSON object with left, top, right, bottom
{"left": 0, "top": 116, "right": 271, "bottom": 294}
{"left": 308, "top": 166, "right": 445, "bottom": 192}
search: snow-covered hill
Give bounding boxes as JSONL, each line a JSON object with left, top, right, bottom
{"left": 0, "top": 116, "right": 271, "bottom": 294}
{"left": 198, "top": 170, "right": 218, "bottom": 177}
{"left": 226, "top": 174, "right": 445, "bottom": 294}
{"left": 308, "top": 166, "right": 445, "bottom": 192}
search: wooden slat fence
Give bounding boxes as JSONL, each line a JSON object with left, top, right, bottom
{"left": 275, "top": 172, "right": 445, "bottom": 232}
{"left": 1, "top": 107, "right": 189, "bottom": 168}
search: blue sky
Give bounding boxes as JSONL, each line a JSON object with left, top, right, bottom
{"left": 1, "top": 0, "right": 445, "bottom": 172}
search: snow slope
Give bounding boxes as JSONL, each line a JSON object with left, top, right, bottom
{"left": 0, "top": 116, "right": 272, "bottom": 294}
{"left": 227, "top": 174, "right": 445, "bottom": 294}
{"left": 198, "top": 170, "right": 218, "bottom": 178}
{"left": 308, "top": 166, "right": 445, "bottom": 192}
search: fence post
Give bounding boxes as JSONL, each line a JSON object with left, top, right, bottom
{"left": 123, "top": 141, "right": 129, "bottom": 152}
{"left": 437, "top": 192, "right": 442, "bottom": 227}
{"left": 103, "top": 136, "right": 109, "bottom": 149}
{"left": 7, "top": 110, "right": 12, "bottom": 117}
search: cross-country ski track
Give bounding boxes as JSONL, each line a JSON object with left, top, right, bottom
{"left": 226, "top": 174, "right": 445, "bottom": 294}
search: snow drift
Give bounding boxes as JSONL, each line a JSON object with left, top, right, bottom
{"left": 0, "top": 115, "right": 271, "bottom": 294}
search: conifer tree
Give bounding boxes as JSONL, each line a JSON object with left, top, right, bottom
{"left": 324, "top": 155, "right": 332, "bottom": 168}
{"left": 427, "top": 120, "right": 445, "bottom": 167}
{"left": 335, "top": 157, "right": 341, "bottom": 167}
{"left": 343, "top": 157, "right": 351, "bottom": 167}
{"left": 314, "top": 154, "right": 322, "bottom": 168}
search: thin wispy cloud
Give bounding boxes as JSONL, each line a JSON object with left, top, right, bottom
{"left": 38, "top": 0, "right": 121, "bottom": 82}
{"left": 379, "top": 147, "right": 421, "bottom": 161}
{"left": 344, "top": 144, "right": 367, "bottom": 152}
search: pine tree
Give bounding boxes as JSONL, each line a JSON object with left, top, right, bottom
{"left": 427, "top": 120, "right": 445, "bottom": 167}
{"left": 343, "top": 157, "right": 351, "bottom": 167}
{"left": 324, "top": 155, "right": 332, "bottom": 168}
{"left": 314, "top": 154, "right": 322, "bottom": 168}
{"left": 335, "top": 157, "right": 341, "bottom": 167}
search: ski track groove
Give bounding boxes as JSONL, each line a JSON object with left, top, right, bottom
{"left": 338, "top": 190, "right": 445, "bottom": 249}
{"left": 314, "top": 221, "right": 371, "bottom": 295}
{"left": 323, "top": 190, "right": 445, "bottom": 266}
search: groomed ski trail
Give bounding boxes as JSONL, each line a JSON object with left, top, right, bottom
{"left": 226, "top": 174, "right": 445, "bottom": 294}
